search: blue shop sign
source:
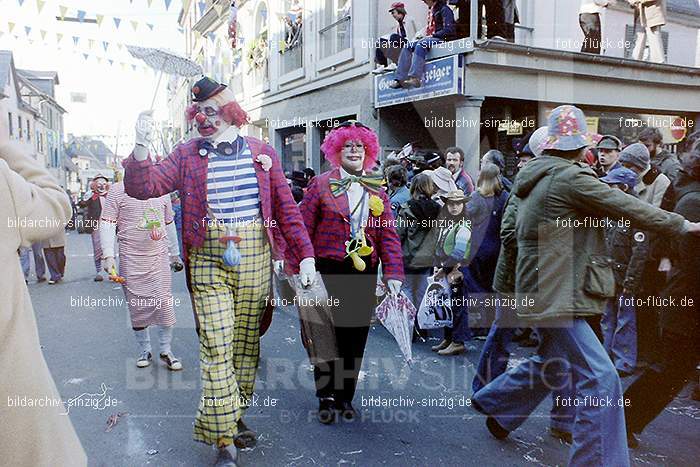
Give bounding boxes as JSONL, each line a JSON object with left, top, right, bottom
{"left": 375, "top": 55, "right": 463, "bottom": 108}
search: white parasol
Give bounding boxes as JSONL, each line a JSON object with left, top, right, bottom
{"left": 375, "top": 291, "right": 416, "bottom": 364}
{"left": 126, "top": 45, "right": 203, "bottom": 109}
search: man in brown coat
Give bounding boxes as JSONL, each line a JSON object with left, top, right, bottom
{"left": 0, "top": 139, "right": 86, "bottom": 466}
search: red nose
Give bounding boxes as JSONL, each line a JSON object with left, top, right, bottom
{"left": 195, "top": 113, "right": 207, "bottom": 124}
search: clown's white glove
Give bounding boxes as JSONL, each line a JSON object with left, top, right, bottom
{"left": 134, "top": 110, "right": 156, "bottom": 161}
{"left": 387, "top": 279, "right": 402, "bottom": 297}
{"left": 299, "top": 257, "right": 316, "bottom": 288}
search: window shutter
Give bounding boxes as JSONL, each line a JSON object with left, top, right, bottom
{"left": 624, "top": 25, "right": 635, "bottom": 59}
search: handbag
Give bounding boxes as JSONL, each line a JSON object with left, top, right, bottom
{"left": 290, "top": 273, "right": 338, "bottom": 365}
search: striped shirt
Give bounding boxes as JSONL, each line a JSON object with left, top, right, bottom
{"left": 206, "top": 139, "right": 261, "bottom": 226}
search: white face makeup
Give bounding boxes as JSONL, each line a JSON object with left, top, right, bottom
{"left": 340, "top": 139, "right": 366, "bottom": 173}
{"left": 192, "top": 98, "right": 231, "bottom": 140}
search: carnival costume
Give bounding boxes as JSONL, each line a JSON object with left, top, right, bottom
{"left": 123, "top": 77, "right": 316, "bottom": 466}
{"left": 299, "top": 121, "right": 404, "bottom": 423}
{"left": 100, "top": 181, "right": 183, "bottom": 370}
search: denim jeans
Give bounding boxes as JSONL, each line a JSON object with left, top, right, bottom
{"left": 472, "top": 305, "right": 574, "bottom": 433}
{"left": 375, "top": 33, "right": 404, "bottom": 66}
{"left": 601, "top": 294, "right": 637, "bottom": 373}
{"left": 473, "top": 318, "right": 629, "bottom": 467}
{"left": 19, "top": 242, "right": 46, "bottom": 280}
{"left": 395, "top": 37, "right": 444, "bottom": 81}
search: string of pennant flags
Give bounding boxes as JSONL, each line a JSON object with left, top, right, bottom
{"left": 7, "top": 0, "right": 176, "bottom": 15}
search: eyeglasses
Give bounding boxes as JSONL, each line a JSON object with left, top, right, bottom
{"left": 343, "top": 142, "right": 366, "bottom": 151}
{"left": 194, "top": 105, "right": 219, "bottom": 116}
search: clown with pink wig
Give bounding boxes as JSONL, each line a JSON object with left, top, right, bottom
{"left": 123, "top": 77, "right": 315, "bottom": 467}
{"left": 299, "top": 121, "right": 404, "bottom": 425}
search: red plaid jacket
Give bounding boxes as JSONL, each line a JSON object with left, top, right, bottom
{"left": 299, "top": 169, "right": 404, "bottom": 281}
{"left": 123, "top": 136, "right": 314, "bottom": 266}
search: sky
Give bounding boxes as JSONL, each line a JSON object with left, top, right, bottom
{"left": 0, "top": 0, "right": 185, "bottom": 155}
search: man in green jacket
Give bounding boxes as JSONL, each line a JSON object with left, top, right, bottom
{"left": 471, "top": 105, "right": 700, "bottom": 467}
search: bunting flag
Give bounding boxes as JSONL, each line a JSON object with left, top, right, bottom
{"left": 108, "top": 59, "right": 114, "bottom": 66}
{"left": 113, "top": 17, "right": 121, "bottom": 29}
{"left": 96, "top": 14, "right": 104, "bottom": 26}
{"left": 88, "top": 39, "right": 95, "bottom": 49}
{"left": 117, "top": 43, "right": 123, "bottom": 51}
{"left": 147, "top": 23, "right": 154, "bottom": 31}
{"left": 77, "top": 10, "right": 86, "bottom": 22}
{"left": 73, "top": 36, "right": 79, "bottom": 46}
{"left": 97, "top": 57, "right": 103, "bottom": 64}
{"left": 131, "top": 64, "right": 137, "bottom": 71}
{"left": 36, "top": 0, "right": 45, "bottom": 14}
{"left": 164, "top": 0, "right": 172, "bottom": 11}
{"left": 8, "top": 22, "right": 15, "bottom": 34}
{"left": 102, "top": 41, "right": 109, "bottom": 51}
{"left": 40, "top": 29, "right": 46, "bottom": 40}
{"left": 131, "top": 20, "right": 138, "bottom": 32}
{"left": 82, "top": 53, "right": 88, "bottom": 61}
{"left": 18, "top": 0, "right": 25, "bottom": 6}
{"left": 147, "top": 0, "right": 153, "bottom": 7}
{"left": 24, "top": 26, "right": 31, "bottom": 36}
{"left": 198, "top": 1, "right": 207, "bottom": 16}
{"left": 56, "top": 32, "right": 63, "bottom": 43}
{"left": 58, "top": 5, "right": 67, "bottom": 20}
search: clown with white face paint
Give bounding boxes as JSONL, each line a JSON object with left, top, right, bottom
{"left": 299, "top": 121, "right": 404, "bottom": 425}
{"left": 124, "top": 77, "right": 315, "bottom": 467}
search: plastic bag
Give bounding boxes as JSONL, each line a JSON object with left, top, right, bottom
{"left": 417, "top": 275, "right": 454, "bottom": 329}
{"left": 290, "top": 273, "right": 338, "bottom": 365}
{"left": 376, "top": 292, "right": 416, "bottom": 364}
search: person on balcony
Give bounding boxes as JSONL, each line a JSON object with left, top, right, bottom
{"left": 372, "top": 2, "right": 419, "bottom": 74}
{"left": 579, "top": 0, "right": 610, "bottom": 54}
{"left": 629, "top": 0, "right": 667, "bottom": 63}
{"left": 389, "top": 0, "right": 456, "bottom": 89}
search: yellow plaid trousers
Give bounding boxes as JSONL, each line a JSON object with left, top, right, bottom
{"left": 189, "top": 221, "right": 271, "bottom": 446}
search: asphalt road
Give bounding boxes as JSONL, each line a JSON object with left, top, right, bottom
{"left": 25, "top": 231, "right": 700, "bottom": 467}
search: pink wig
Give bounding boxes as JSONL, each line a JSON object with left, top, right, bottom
{"left": 320, "top": 124, "right": 380, "bottom": 170}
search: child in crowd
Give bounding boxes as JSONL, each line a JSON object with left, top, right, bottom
{"left": 397, "top": 173, "right": 442, "bottom": 326}
{"left": 600, "top": 166, "right": 648, "bottom": 375}
{"left": 431, "top": 189, "right": 472, "bottom": 355}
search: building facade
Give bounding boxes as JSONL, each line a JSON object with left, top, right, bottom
{"left": 173, "top": 0, "right": 700, "bottom": 179}
{"left": 0, "top": 51, "right": 71, "bottom": 187}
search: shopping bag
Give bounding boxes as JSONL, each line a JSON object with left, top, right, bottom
{"left": 376, "top": 292, "right": 416, "bottom": 364}
{"left": 416, "top": 275, "right": 454, "bottom": 329}
{"left": 290, "top": 272, "right": 338, "bottom": 365}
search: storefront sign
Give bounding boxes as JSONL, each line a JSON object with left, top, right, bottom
{"left": 374, "top": 55, "right": 462, "bottom": 108}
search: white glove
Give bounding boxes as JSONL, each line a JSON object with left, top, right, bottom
{"left": 387, "top": 279, "right": 402, "bottom": 297}
{"left": 299, "top": 257, "right": 316, "bottom": 288}
{"left": 134, "top": 110, "right": 156, "bottom": 160}
{"left": 273, "top": 260, "right": 285, "bottom": 276}
{"left": 103, "top": 256, "right": 116, "bottom": 275}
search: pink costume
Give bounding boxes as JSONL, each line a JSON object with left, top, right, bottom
{"left": 100, "top": 182, "right": 176, "bottom": 328}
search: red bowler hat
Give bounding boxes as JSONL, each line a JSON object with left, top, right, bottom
{"left": 389, "top": 2, "right": 405, "bottom": 12}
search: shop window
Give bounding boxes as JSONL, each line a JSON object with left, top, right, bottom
{"left": 18, "top": 115, "right": 22, "bottom": 140}
{"left": 8, "top": 112, "right": 12, "bottom": 137}
{"left": 279, "top": 0, "right": 304, "bottom": 77}
{"left": 280, "top": 127, "right": 307, "bottom": 174}
{"left": 318, "top": 0, "right": 352, "bottom": 66}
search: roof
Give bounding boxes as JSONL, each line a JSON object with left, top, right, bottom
{"left": 668, "top": 0, "right": 700, "bottom": 17}
{"left": 17, "top": 69, "right": 59, "bottom": 97}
